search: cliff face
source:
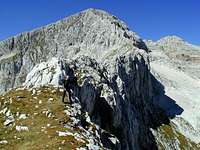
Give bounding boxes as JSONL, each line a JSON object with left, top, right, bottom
{"left": 62, "top": 53, "right": 167, "bottom": 149}
{"left": 22, "top": 53, "right": 168, "bottom": 149}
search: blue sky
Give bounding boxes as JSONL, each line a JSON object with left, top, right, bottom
{"left": 0, "top": 0, "right": 199, "bottom": 45}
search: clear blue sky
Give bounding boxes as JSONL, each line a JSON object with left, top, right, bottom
{"left": 0, "top": 0, "right": 199, "bottom": 45}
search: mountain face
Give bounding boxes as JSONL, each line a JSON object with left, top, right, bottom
{"left": 0, "top": 8, "right": 200, "bottom": 150}
{"left": 0, "top": 8, "right": 147, "bottom": 94}
{"left": 147, "top": 36, "right": 200, "bottom": 79}
{"left": 145, "top": 37, "right": 200, "bottom": 149}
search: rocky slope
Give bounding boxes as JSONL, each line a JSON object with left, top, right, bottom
{"left": 146, "top": 36, "right": 200, "bottom": 149}
{"left": 0, "top": 8, "right": 200, "bottom": 150}
{"left": 146, "top": 36, "right": 200, "bottom": 79}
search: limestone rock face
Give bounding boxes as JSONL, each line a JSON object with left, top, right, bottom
{"left": 0, "top": 8, "right": 147, "bottom": 93}
{"left": 0, "top": 8, "right": 160, "bottom": 149}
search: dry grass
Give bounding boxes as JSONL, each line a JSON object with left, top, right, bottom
{"left": 0, "top": 86, "right": 86, "bottom": 150}
{"left": 157, "top": 123, "right": 200, "bottom": 150}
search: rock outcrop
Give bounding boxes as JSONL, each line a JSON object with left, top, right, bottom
{"left": 21, "top": 50, "right": 169, "bottom": 149}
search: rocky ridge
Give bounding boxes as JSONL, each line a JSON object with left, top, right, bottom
{"left": 146, "top": 36, "right": 200, "bottom": 79}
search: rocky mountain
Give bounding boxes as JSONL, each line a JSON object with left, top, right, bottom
{"left": 0, "top": 8, "right": 200, "bottom": 150}
{"left": 146, "top": 36, "right": 200, "bottom": 79}
{"left": 145, "top": 37, "right": 200, "bottom": 148}
{"left": 0, "top": 8, "right": 147, "bottom": 94}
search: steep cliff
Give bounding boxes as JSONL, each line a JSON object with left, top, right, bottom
{"left": 21, "top": 52, "right": 169, "bottom": 150}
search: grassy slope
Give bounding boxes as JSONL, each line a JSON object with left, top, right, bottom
{"left": 0, "top": 86, "right": 86, "bottom": 150}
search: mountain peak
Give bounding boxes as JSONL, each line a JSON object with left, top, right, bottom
{"left": 80, "top": 8, "right": 130, "bottom": 33}
{"left": 82, "top": 8, "right": 111, "bottom": 15}
{"left": 157, "top": 35, "right": 185, "bottom": 45}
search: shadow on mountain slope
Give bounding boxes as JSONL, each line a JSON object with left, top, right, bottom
{"left": 63, "top": 58, "right": 184, "bottom": 150}
{"left": 151, "top": 74, "right": 184, "bottom": 119}
{"left": 89, "top": 73, "right": 184, "bottom": 150}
